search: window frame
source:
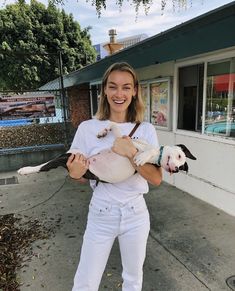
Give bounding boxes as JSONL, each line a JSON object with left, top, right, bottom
{"left": 90, "top": 81, "right": 101, "bottom": 117}
{"left": 174, "top": 48, "right": 235, "bottom": 144}
{"left": 140, "top": 77, "right": 172, "bottom": 131}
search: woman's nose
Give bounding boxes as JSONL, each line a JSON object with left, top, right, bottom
{"left": 115, "top": 87, "right": 123, "bottom": 97}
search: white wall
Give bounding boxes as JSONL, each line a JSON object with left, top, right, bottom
{"left": 158, "top": 130, "right": 235, "bottom": 216}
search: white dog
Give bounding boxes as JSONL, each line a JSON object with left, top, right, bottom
{"left": 18, "top": 123, "right": 196, "bottom": 183}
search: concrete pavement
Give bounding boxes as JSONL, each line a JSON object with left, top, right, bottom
{"left": 1, "top": 168, "right": 235, "bottom": 291}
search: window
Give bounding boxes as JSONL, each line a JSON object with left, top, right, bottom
{"left": 90, "top": 83, "right": 101, "bottom": 116}
{"left": 140, "top": 78, "right": 171, "bottom": 128}
{"left": 178, "top": 64, "right": 204, "bottom": 131}
{"left": 205, "top": 58, "right": 235, "bottom": 137}
{"left": 177, "top": 56, "right": 235, "bottom": 138}
{"left": 150, "top": 80, "right": 170, "bottom": 128}
{"left": 140, "top": 83, "right": 150, "bottom": 122}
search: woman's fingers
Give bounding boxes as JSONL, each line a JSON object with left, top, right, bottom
{"left": 66, "top": 153, "right": 89, "bottom": 179}
{"left": 66, "top": 154, "right": 75, "bottom": 167}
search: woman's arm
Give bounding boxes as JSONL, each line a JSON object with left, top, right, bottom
{"left": 112, "top": 136, "right": 162, "bottom": 186}
{"left": 129, "top": 158, "right": 162, "bottom": 185}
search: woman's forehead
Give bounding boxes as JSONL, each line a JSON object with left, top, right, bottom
{"left": 107, "top": 70, "right": 135, "bottom": 84}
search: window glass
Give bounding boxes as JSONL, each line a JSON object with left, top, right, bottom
{"left": 178, "top": 64, "right": 204, "bottom": 131}
{"left": 150, "top": 81, "right": 169, "bottom": 128}
{"left": 205, "top": 58, "right": 235, "bottom": 137}
{"left": 140, "top": 83, "right": 149, "bottom": 121}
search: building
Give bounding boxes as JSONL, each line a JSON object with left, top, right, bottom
{"left": 41, "top": 2, "right": 235, "bottom": 216}
{"left": 93, "top": 33, "right": 148, "bottom": 60}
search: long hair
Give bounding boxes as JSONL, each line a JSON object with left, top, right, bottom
{"left": 95, "top": 62, "right": 145, "bottom": 123}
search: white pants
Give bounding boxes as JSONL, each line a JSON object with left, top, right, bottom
{"left": 72, "top": 195, "right": 150, "bottom": 291}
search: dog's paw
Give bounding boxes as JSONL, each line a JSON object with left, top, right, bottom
{"left": 97, "top": 128, "right": 110, "bottom": 138}
{"left": 134, "top": 152, "right": 151, "bottom": 166}
{"left": 18, "top": 167, "right": 37, "bottom": 175}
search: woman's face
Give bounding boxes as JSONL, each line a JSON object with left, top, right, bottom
{"left": 104, "top": 70, "right": 137, "bottom": 120}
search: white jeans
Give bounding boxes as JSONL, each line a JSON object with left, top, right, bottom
{"left": 72, "top": 194, "right": 150, "bottom": 291}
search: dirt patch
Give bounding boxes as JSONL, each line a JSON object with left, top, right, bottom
{"left": 0, "top": 213, "right": 52, "bottom": 291}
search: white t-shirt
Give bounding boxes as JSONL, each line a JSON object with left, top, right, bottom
{"left": 70, "top": 119, "right": 159, "bottom": 203}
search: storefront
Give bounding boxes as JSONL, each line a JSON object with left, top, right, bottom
{"left": 41, "top": 2, "right": 235, "bottom": 215}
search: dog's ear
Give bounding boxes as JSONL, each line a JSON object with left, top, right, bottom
{"left": 179, "top": 162, "right": 188, "bottom": 173}
{"left": 176, "top": 144, "right": 197, "bottom": 160}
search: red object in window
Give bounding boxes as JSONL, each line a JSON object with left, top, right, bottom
{"left": 214, "top": 73, "right": 235, "bottom": 92}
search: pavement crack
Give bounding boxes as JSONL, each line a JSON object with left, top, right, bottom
{"left": 149, "top": 231, "right": 212, "bottom": 290}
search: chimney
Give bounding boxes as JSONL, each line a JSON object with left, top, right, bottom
{"left": 103, "top": 29, "right": 124, "bottom": 55}
{"left": 109, "top": 29, "right": 117, "bottom": 43}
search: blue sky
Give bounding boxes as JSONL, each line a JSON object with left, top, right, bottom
{"left": 3, "top": 0, "right": 235, "bottom": 45}
{"left": 55, "top": 0, "right": 234, "bottom": 45}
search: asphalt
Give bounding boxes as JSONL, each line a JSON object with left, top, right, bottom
{"left": 1, "top": 168, "right": 235, "bottom": 291}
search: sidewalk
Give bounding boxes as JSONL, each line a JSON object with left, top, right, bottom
{"left": 1, "top": 169, "right": 235, "bottom": 291}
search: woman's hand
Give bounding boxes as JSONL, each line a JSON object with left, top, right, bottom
{"left": 112, "top": 136, "right": 137, "bottom": 159}
{"left": 66, "top": 153, "right": 89, "bottom": 180}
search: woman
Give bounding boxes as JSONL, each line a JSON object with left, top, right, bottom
{"left": 67, "top": 62, "right": 162, "bottom": 291}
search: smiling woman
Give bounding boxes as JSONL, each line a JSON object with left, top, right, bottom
{"left": 96, "top": 62, "right": 144, "bottom": 123}
{"left": 67, "top": 62, "right": 162, "bottom": 291}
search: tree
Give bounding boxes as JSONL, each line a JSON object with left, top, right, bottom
{"left": 0, "top": 0, "right": 97, "bottom": 90}
{"left": 51, "top": 0, "right": 190, "bottom": 16}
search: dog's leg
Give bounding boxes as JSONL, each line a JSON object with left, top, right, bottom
{"left": 131, "top": 140, "right": 161, "bottom": 166}
{"left": 133, "top": 148, "right": 160, "bottom": 166}
{"left": 97, "top": 122, "right": 122, "bottom": 138}
{"left": 18, "top": 153, "right": 71, "bottom": 175}
{"left": 18, "top": 162, "right": 49, "bottom": 175}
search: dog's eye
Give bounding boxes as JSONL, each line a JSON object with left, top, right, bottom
{"left": 178, "top": 154, "right": 181, "bottom": 159}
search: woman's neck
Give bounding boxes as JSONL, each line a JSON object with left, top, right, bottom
{"left": 109, "top": 113, "right": 127, "bottom": 123}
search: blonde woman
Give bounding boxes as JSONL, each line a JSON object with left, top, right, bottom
{"left": 67, "top": 62, "right": 162, "bottom": 291}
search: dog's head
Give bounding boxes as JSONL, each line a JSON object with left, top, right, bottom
{"left": 161, "top": 144, "right": 196, "bottom": 174}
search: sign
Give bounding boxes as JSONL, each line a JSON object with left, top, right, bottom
{"left": 0, "top": 93, "right": 56, "bottom": 120}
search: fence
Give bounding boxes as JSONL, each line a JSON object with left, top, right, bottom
{"left": 0, "top": 51, "right": 75, "bottom": 171}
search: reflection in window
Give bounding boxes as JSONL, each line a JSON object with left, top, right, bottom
{"left": 150, "top": 81, "right": 169, "bottom": 128}
{"left": 205, "top": 58, "right": 235, "bottom": 137}
{"left": 178, "top": 64, "right": 204, "bottom": 131}
{"left": 140, "top": 84, "right": 149, "bottom": 122}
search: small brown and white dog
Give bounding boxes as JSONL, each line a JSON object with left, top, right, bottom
{"left": 18, "top": 123, "right": 196, "bottom": 183}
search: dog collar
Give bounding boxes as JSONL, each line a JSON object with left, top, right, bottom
{"left": 156, "top": 146, "right": 164, "bottom": 166}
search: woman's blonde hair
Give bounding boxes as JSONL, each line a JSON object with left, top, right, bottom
{"left": 95, "top": 62, "right": 145, "bottom": 123}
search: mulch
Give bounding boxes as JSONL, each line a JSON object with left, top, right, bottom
{"left": 0, "top": 213, "right": 51, "bottom": 291}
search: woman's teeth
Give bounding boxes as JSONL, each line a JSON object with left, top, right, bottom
{"left": 114, "top": 100, "right": 125, "bottom": 104}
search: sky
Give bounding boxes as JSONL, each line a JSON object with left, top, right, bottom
{"left": 54, "top": 0, "right": 234, "bottom": 45}
{"left": 2, "top": 0, "right": 235, "bottom": 45}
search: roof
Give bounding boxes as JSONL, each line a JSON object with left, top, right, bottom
{"left": 41, "top": 1, "right": 235, "bottom": 90}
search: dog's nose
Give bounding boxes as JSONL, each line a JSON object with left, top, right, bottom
{"left": 174, "top": 167, "right": 179, "bottom": 173}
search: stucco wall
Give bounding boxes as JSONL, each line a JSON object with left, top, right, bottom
{"left": 137, "top": 61, "right": 174, "bottom": 81}
{"left": 157, "top": 130, "right": 235, "bottom": 216}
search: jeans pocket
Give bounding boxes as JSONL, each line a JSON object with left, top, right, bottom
{"left": 89, "top": 200, "right": 111, "bottom": 216}
{"left": 129, "top": 199, "right": 148, "bottom": 215}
